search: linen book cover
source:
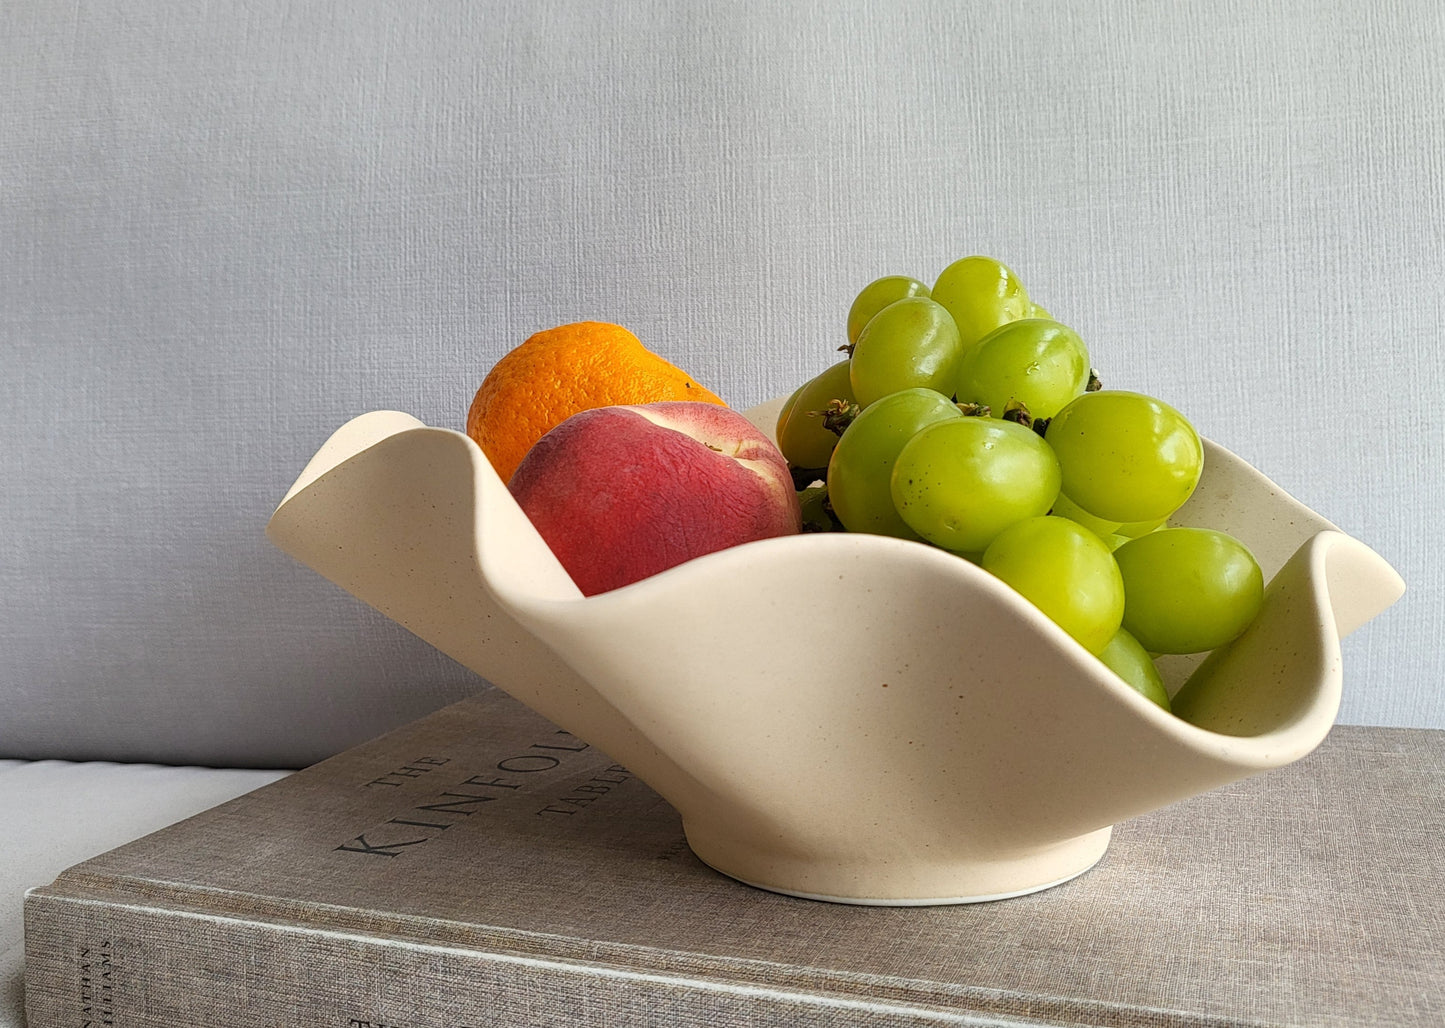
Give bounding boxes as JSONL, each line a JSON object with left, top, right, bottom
{"left": 24, "top": 688, "right": 1445, "bottom": 1027}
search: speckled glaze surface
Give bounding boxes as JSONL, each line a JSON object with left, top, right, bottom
{"left": 267, "top": 398, "right": 1403, "bottom": 904}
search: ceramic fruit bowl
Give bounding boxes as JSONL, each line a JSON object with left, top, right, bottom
{"left": 267, "top": 397, "right": 1403, "bottom": 905}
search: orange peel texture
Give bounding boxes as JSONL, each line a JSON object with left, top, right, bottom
{"left": 466, "top": 321, "right": 727, "bottom": 483}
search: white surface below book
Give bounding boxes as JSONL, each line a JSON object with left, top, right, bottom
{"left": 0, "top": 759, "right": 291, "bottom": 1028}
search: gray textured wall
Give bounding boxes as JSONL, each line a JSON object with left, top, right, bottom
{"left": 3, "top": 1, "right": 1440, "bottom": 766}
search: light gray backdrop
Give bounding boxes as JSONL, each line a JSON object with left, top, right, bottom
{"left": 3, "top": 0, "right": 1440, "bottom": 767}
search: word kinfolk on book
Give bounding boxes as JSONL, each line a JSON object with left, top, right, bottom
{"left": 335, "top": 729, "right": 632, "bottom": 859}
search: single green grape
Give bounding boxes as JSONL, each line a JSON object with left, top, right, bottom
{"left": 980, "top": 515, "right": 1125, "bottom": 654}
{"left": 890, "top": 416, "right": 1060, "bottom": 553}
{"left": 849, "top": 297, "right": 963, "bottom": 407}
{"left": 826, "top": 388, "right": 963, "bottom": 538}
{"left": 1049, "top": 491, "right": 1123, "bottom": 539}
{"left": 954, "top": 318, "right": 1091, "bottom": 422}
{"left": 930, "top": 255, "right": 1032, "bottom": 351}
{"left": 1113, "top": 528, "right": 1265, "bottom": 654}
{"left": 1044, "top": 390, "right": 1203, "bottom": 524}
{"left": 847, "top": 275, "right": 930, "bottom": 347}
{"left": 775, "top": 360, "right": 858, "bottom": 470}
{"left": 1097, "top": 628, "right": 1171, "bottom": 710}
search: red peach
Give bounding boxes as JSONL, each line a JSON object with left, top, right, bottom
{"left": 509, "top": 401, "right": 802, "bottom": 596}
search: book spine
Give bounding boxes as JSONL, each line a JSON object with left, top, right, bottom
{"left": 23, "top": 891, "right": 1012, "bottom": 1028}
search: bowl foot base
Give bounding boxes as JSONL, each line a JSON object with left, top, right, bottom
{"left": 683, "top": 824, "right": 1112, "bottom": 906}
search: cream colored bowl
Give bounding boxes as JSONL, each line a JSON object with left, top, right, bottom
{"left": 267, "top": 398, "right": 1403, "bottom": 905}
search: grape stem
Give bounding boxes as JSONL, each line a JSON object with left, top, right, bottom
{"left": 814, "top": 399, "right": 862, "bottom": 437}
{"left": 1001, "top": 399, "right": 1033, "bottom": 428}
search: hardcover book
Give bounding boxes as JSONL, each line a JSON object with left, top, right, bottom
{"left": 24, "top": 688, "right": 1445, "bottom": 1027}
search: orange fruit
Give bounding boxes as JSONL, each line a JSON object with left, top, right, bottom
{"left": 466, "top": 321, "right": 728, "bottom": 482}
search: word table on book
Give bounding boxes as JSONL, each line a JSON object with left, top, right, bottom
{"left": 24, "top": 689, "right": 1445, "bottom": 1028}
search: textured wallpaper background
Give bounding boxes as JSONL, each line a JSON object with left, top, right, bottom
{"left": 2, "top": 0, "right": 1440, "bottom": 765}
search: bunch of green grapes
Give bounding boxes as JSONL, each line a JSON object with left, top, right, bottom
{"left": 776, "top": 256, "right": 1265, "bottom": 714}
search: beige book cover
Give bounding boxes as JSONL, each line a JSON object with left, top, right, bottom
{"left": 24, "top": 688, "right": 1445, "bottom": 1027}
